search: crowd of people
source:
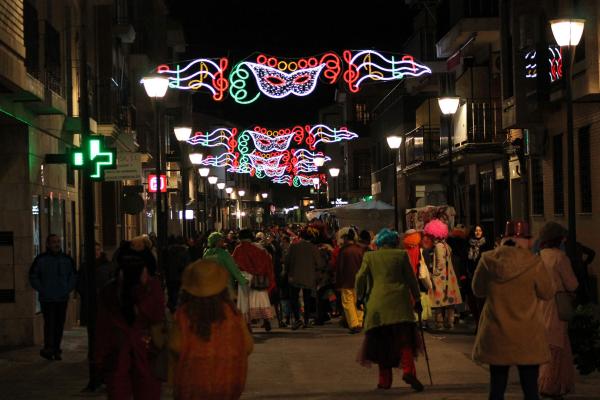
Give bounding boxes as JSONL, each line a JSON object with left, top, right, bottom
{"left": 27, "top": 217, "right": 597, "bottom": 399}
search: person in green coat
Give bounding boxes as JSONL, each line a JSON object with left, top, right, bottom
{"left": 203, "top": 232, "right": 248, "bottom": 295}
{"left": 355, "top": 228, "right": 424, "bottom": 392}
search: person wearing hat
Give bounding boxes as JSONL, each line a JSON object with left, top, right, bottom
{"left": 95, "top": 243, "right": 166, "bottom": 400}
{"left": 422, "top": 219, "right": 462, "bottom": 330}
{"left": 203, "top": 232, "right": 248, "bottom": 296}
{"left": 168, "top": 259, "right": 253, "bottom": 400}
{"left": 471, "top": 220, "right": 555, "bottom": 400}
{"left": 355, "top": 228, "right": 424, "bottom": 392}
{"left": 537, "top": 222, "right": 578, "bottom": 398}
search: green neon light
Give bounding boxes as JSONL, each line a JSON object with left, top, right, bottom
{"left": 229, "top": 63, "right": 260, "bottom": 105}
{"left": 89, "top": 138, "right": 115, "bottom": 179}
{"left": 73, "top": 152, "right": 84, "bottom": 166}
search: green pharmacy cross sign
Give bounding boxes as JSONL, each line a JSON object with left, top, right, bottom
{"left": 71, "top": 136, "right": 116, "bottom": 180}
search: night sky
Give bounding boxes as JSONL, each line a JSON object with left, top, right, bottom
{"left": 167, "top": 0, "right": 415, "bottom": 127}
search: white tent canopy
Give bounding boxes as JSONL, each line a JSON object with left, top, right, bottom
{"left": 306, "top": 200, "right": 395, "bottom": 232}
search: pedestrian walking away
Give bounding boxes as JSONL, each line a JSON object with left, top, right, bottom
{"left": 168, "top": 259, "right": 253, "bottom": 400}
{"left": 472, "top": 221, "right": 554, "bottom": 400}
{"left": 355, "top": 228, "right": 425, "bottom": 392}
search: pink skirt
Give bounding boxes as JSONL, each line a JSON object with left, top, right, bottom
{"left": 538, "top": 343, "right": 576, "bottom": 396}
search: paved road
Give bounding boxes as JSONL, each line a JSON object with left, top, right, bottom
{"left": 0, "top": 323, "right": 598, "bottom": 399}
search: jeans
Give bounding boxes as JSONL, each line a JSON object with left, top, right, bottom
{"left": 489, "top": 364, "right": 539, "bottom": 400}
{"left": 40, "top": 301, "right": 68, "bottom": 354}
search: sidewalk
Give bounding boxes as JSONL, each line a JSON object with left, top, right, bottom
{"left": 1, "top": 324, "right": 599, "bottom": 399}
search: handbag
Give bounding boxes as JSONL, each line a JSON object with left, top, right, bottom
{"left": 555, "top": 291, "right": 576, "bottom": 322}
{"left": 251, "top": 274, "right": 270, "bottom": 290}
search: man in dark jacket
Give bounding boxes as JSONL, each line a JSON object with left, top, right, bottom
{"left": 165, "top": 236, "right": 190, "bottom": 312}
{"left": 29, "top": 234, "right": 77, "bottom": 360}
{"left": 335, "top": 229, "right": 367, "bottom": 333}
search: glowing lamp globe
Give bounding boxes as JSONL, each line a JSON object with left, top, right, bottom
{"left": 329, "top": 167, "right": 340, "bottom": 177}
{"left": 386, "top": 136, "right": 402, "bottom": 150}
{"left": 189, "top": 152, "right": 203, "bottom": 165}
{"left": 261, "top": 192, "right": 268, "bottom": 199}
{"left": 141, "top": 76, "right": 169, "bottom": 98}
{"left": 199, "top": 167, "right": 210, "bottom": 177}
{"left": 438, "top": 97, "right": 460, "bottom": 115}
{"left": 208, "top": 176, "right": 218, "bottom": 185}
{"left": 225, "top": 187, "right": 234, "bottom": 194}
{"left": 314, "top": 156, "right": 326, "bottom": 167}
{"left": 217, "top": 182, "right": 226, "bottom": 190}
{"left": 238, "top": 190, "right": 246, "bottom": 197}
{"left": 174, "top": 126, "right": 192, "bottom": 142}
{"left": 550, "top": 19, "right": 585, "bottom": 46}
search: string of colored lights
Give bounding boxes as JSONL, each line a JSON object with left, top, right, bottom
{"left": 188, "top": 123, "right": 356, "bottom": 185}
{"left": 342, "top": 50, "right": 432, "bottom": 93}
{"left": 523, "top": 45, "right": 562, "bottom": 82}
{"left": 186, "top": 128, "right": 238, "bottom": 150}
{"left": 156, "top": 58, "right": 229, "bottom": 101}
{"left": 154, "top": 50, "right": 430, "bottom": 103}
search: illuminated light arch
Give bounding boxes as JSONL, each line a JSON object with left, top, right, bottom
{"left": 187, "top": 128, "right": 238, "bottom": 150}
{"left": 342, "top": 50, "right": 432, "bottom": 93}
{"left": 228, "top": 52, "right": 342, "bottom": 104}
{"left": 197, "top": 152, "right": 237, "bottom": 168}
{"left": 307, "top": 125, "right": 358, "bottom": 149}
{"left": 156, "top": 58, "right": 229, "bottom": 101}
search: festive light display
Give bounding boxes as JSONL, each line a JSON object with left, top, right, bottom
{"left": 156, "top": 58, "right": 229, "bottom": 101}
{"left": 523, "top": 45, "right": 562, "bottom": 82}
{"left": 187, "top": 123, "right": 356, "bottom": 185}
{"left": 229, "top": 52, "right": 341, "bottom": 104}
{"left": 153, "top": 50, "right": 430, "bottom": 103}
{"left": 343, "top": 50, "right": 432, "bottom": 93}
{"left": 187, "top": 128, "right": 238, "bottom": 149}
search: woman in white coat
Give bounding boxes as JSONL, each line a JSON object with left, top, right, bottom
{"left": 537, "top": 222, "right": 578, "bottom": 398}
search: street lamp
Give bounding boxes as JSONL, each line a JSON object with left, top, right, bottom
{"left": 314, "top": 156, "right": 326, "bottom": 167}
{"left": 198, "top": 167, "right": 210, "bottom": 177}
{"left": 386, "top": 135, "right": 402, "bottom": 231}
{"left": 142, "top": 74, "right": 168, "bottom": 271}
{"left": 237, "top": 190, "right": 245, "bottom": 229}
{"left": 261, "top": 192, "right": 268, "bottom": 199}
{"left": 189, "top": 152, "right": 203, "bottom": 165}
{"left": 208, "top": 176, "right": 218, "bottom": 185}
{"left": 329, "top": 167, "right": 340, "bottom": 206}
{"left": 217, "top": 182, "right": 226, "bottom": 190}
{"left": 238, "top": 189, "right": 246, "bottom": 197}
{"left": 438, "top": 96, "right": 460, "bottom": 208}
{"left": 174, "top": 126, "right": 192, "bottom": 142}
{"left": 225, "top": 187, "right": 234, "bottom": 194}
{"left": 550, "top": 18, "right": 585, "bottom": 258}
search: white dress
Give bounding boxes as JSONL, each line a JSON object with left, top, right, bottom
{"left": 237, "top": 271, "right": 273, "bottom": 321}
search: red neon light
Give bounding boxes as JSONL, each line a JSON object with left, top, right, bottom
{"left": 148, "top": 174, "right": 167, "bottom": 193}
{"left": 342, "top": 50, "right": 360, "bottom": 93}
{"left": 213, "top": 57, "right": 229, "bottom": 101}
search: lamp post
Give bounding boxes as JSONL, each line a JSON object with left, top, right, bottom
{"left": 329, "top": 167, "right": 340, "bottom": 206}
{"left": 386, "top": 135, "right": 402, "bottom": 231}
{"left": 198, "top": 167, "right": 210, "bottom": 232}
{"left": 142, "top": 74, "right": 169, "bottom": 269}
{"left": 550, "top": 18, "right": 585, "bottom": 258}
{"left": 314, "top": 155, "right": 326, "bottom": 167}
{"left": 438, "top": 97, "right": 460, "bottom": 207}
{"left": 237, "top": 189, "right": 245, "bottom": 229}
{"left": 226, "top": 187, "right": 234, "bottom": 229}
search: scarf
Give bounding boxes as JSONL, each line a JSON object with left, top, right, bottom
{"left": 403, "top": 231, "right": 422, "bottom": 275}
{"left": 468, "top": 237, "right": 486, "bottom": 261}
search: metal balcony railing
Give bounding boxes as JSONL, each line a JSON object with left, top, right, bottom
{"left": 441, "top": 100, "right": 504, "bottom": 151}
{"left": 403, "top": 125, "right": 441, "bottom": 166}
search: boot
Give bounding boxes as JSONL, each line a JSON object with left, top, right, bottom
{"left": 402, "top": 374, "right": 425, "bottom": 392}
{"left": 377, "top": 366, "right": 392, "bottom": 389}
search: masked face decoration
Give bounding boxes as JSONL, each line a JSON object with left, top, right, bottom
{"left": 249, "top": 130, "right": 296, "bottom": 153}
{"left": 244, "top": 62, "right": 325, "bottom": 99}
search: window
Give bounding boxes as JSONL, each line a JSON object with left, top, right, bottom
{"left": 24, "top": 1, "right": 39, "bottom": 76}
{"left": 578, "top": 126, "right": 592, "bottom": 213}
{"left": 552, "top": 134, "right": 564, "bottom": 214}
{"left": 531, "top": 158, "right": 544, "bottom": 215}
{"left": 354, "top": 104, "right": 370, "bottom": 125}
{"left": 352, "top": 150, "right": 371, "bottom": 190}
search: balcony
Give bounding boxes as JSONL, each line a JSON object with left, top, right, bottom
{"left": 402, "top": 126, "right": 441, "bottom": 169}
{"left": 436, "top": 17, "right": 500, "bottom": 58}
{"left": 440, "top": 99, "right": 505, "bottom": 163}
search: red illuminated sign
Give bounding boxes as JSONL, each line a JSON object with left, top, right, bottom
{"left": 148, "top": 174, "right": 167, "bottom": 193}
